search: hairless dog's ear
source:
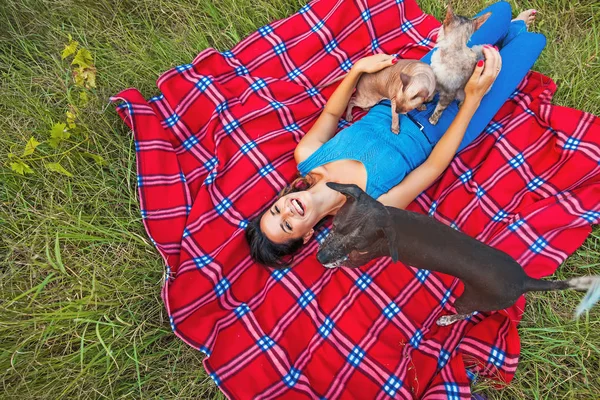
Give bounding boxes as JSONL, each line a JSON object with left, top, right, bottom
{"left": 326, "top": 182, "right": 363, "bottom": 200}
{"left": 400, "top": 73, "right": 411, "bottom": 92}
{"left": 383, "top": 224, "right": 398, "bottom": 263}
{"left": 416, "top": 88, "right": 429, "bottom": 99}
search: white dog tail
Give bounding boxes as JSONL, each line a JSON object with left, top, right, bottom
{"left": 569, "top": 276, "right": 600, "bottom": 318}
{"left": 524, "top": 275, "right": 600, "bottom": 318}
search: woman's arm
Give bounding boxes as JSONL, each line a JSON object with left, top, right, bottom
{"left": 294, "top": 54, "right": 397, "bottom": 164}
{"left": 378, "top": 47, "right": 502, "bottom": 209}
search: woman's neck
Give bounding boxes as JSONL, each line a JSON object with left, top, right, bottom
{"left": 308, "top": 179, "right": 346, "bottom": 217}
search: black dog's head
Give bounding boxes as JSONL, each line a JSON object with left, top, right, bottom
{"left": 316, "top": 183, "right": 398, "bottom": 268}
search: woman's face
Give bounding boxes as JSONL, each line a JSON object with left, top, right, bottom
{"left": 260, "top": 190, "right": 318, "bottom": 244}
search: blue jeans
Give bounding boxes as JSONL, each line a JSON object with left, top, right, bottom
{"left": 408, "top": 1, "right": 546, "bottom": 151}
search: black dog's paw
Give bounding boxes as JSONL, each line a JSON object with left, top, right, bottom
{"left": 436, "top": 315, "right": 457, "bottom": 326}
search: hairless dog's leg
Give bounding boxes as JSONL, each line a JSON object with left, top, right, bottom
{"left": 391, "top": 101, "right": 400, "bottom": 134}
{"left": 436, "top": 313, "right": 474, "bottom": 326}
{"left": 345, "top": 97, "right": 357, "bottom": 122}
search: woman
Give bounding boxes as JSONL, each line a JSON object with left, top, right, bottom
{"left": 247, "top": 2, "right": 545, "bottom": 268}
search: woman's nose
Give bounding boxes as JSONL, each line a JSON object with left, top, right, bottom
{"left": 281, "top": 203, "right": 293, "bottom": 217}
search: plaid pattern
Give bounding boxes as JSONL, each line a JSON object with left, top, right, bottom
{"left": 111, "top": 0, "right": 600, "bottom": 398}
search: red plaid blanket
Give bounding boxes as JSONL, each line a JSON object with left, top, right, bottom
{"left": 112, "top": 0, "right": 600, "bottom": 398}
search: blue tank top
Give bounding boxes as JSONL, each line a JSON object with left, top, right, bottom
{"left": 297, "top": 104, "right": 433, "bottom": 199}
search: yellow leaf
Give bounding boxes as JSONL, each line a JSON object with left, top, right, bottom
{"left": 79, "top": 91, "right": 89, "bottom": 106}
{"left": 23, "top": 137, "right": 41, "bottom": 156}
{"left": 83, "top": 67, "right": 96, "bottom": 89}
{"left": 73, "top": 67, "right": 86, "bottom": 87}
{"left": 10, "top": 160, "right": 34, "bottom": 175}
{"left": 71, "top": 48, "right": 93, "bottom": 69}
{"left": 45, "top": 162, "right": 73, "bottom": 177}
{"left": 61, "top": 39, "right": 79, "bottom": 60}
{"left": 73, "top": 66, "right": 97, "bottom": 89}
{"left": 66, "top": 110, "right": 76, "bottom": 129}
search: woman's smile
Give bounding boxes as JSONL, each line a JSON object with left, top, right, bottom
{"left": 291, "top": 198, "right": 305, "bottom": 216}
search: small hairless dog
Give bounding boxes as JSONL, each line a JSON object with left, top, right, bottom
{"left": 316, "top": 183, "right": 600, "bottom": 326}
{"left": 345, "top": 59, "right": 436, "bottom": 134}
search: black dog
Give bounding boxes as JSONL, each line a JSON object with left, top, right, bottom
{"left": 316, "top": 183, "right": 600, "bottom": 325}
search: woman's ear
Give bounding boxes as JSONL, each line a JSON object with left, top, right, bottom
{"left": 303, "top": 229, "right": 314, "bottom": 244}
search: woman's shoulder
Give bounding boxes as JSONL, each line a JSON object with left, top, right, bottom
{"left": 305, "top": 166, "right": 327, "bottom": 181}
{"left": 294, "top": 143, "right": 316, "bottom": 165}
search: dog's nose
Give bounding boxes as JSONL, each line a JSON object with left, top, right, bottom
{"left": 316, "top": 251, "right": 328, "bottom": 265}
{"left": 317, "top": 251, "right": 325, "bottom": 264}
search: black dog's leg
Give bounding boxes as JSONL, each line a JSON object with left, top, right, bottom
{"left": 436, "top": 288, "right": 478, "bottom": 326}
{"left": 436, "top": 313, "right": 473, "bottom": 326}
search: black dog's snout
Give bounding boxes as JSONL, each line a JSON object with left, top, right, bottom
{"left": 316, "top": 250, "right": 328, "bottom": 265}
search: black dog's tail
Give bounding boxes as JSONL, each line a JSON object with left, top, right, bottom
{"left": 524, "top": 276, "right": 600, "bottom": 318}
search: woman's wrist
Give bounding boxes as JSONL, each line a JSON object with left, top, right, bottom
{"left": 349, "top": 63, "right": 364, "bottom": 76}
{"left": 461, "top": 95, "right": 481, "bottom": 112}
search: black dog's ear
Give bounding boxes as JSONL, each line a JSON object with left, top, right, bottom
{"left": 382, "top": 224, "right": 399, "bottom": 263}
{"left": 326, "top": 182, "right": 364, "bottom": 200}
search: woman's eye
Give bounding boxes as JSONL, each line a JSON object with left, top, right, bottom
{"left": 285, "top": 221, "right": 292, "bottom": 231}
{"left": 274, "top": 206, "right": 280, "bottom": 213}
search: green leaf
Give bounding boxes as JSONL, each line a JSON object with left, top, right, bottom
{"left": 10, "top": 160, "right": 34, "bottom": 175}
{"left": 54, "top": 232, "right": 67, "bottom": 274}
{"left": 82, "top": 152, "right": 108, "bottom": 166}
{"left": 45, "top": 162, "right": 73, "bottom": 177}
{"left": 48, "top": 122, "right": 70, "bottom": 148}
{"left": 61, "top": 39, "right": 79, "bottom": 60}
{"left": 45, "top": 236, "right": 66, "bottom": 274}
{"left": 50, "top": 122, "right": 69, "bottom": 139}
{"left": 48, "top": 137, "right": 61, "bottom": 148}
{"left": 71, "top": 48, "right": 93, "bottom": 69}
{"left": 23, "top": 137, "right": 41, "bottom": 156}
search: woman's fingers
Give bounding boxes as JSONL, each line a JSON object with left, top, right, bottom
{"left": 358, "top": 53, "right": 398, "bottom": 73}
{"left": 464, "top": 46, "right": 502, "bottom": 100}
{"left": 378, "top": 54, "right": 396, "bottom": 67}
{"left": 481, "top": 46, "right": 501, "bottom": 79}
{"left": 469, "top": 59, "right": 485, "bottom": 82}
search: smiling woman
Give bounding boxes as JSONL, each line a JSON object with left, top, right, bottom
{"left": 247, "top": 1, "right": 548, "bottom": 269}
{"left": 2, "top": 0, "right": 600, "bottom": 398}
{"left": 246, "top": 175, "right": 331, "bottom": 267}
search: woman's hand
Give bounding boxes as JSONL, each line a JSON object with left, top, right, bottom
{"left": 352, "top": 54, "right": 397, "bottom": 74}
{"left": 464, "top": 46, "right": 502, "bottom": 102}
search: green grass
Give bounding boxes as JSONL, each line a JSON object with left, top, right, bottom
{"left": 1, "top": 0, "right": 599, "bottom": 398}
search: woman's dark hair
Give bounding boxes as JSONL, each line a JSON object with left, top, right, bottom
{"left": 245, "top": 215, "right": 305, "bottom": 269}
{"left": 245, "top": 175, "right": 318, "bottom": 269}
